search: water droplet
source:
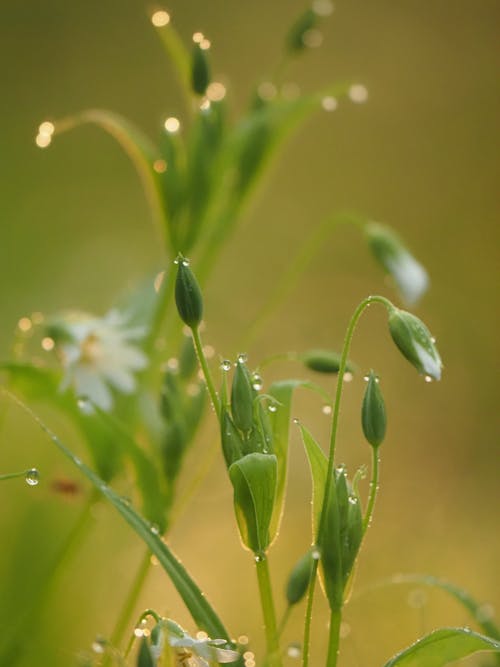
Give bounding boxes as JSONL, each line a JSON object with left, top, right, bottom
{"left": 348, "top": 495, "right": 358, "bottom": 505}
{"left": 313, "top": 0, "right": 334, "bottom": 16}
{"left": 287, "top": 643, "right": 301, "bottom": 659}
{"left": 153, "top": 159, "right": 167, "bottom": 174}
{"left": 336, "top": 464, "right": 346, "bottom": 475}
{"left": 74, "top": 457, "right": 82, "bottom": 466}
{"left": 237, "top": 353, "right": 248, "bottom": 364}
{"left": 25, "top": 468, "right": 40, "bottom": 486}
{"left": 41, "top": 336, "right": 55, "bottom": 351}
{"left": 17, "top": 317, "right": 32, "bottom": 332}
{"left": 302, "top": 28, "right": 323, "bottom": 48}
{"left": 151, "top": 10, "right": 170, "bottom": 27}
{"left": 251, "top": 373, "right": 263, "bottom": 391}
{"left": 134, "top": 628, "right": 145, "bottom": 638}
{"left": 430, "top": 336, "right": 436, "bottom": 344}
{"left": 424, "top": 375, "right": 433, "bottom": 383}
{"left": 322, "top": 404, "right": 332, "bottom": 415}
{"left": 363, "top": 374, "right": 370, "bottom": 382}
{"left": 164, "top": 116, "right": 181, "bottom": 133}
{"left": 292, "top": 417, "right": 300, "bottom": 425}
{"left": 77, "top": 397, "right": 94, "bottom": 414}
{"left": 150, "top": 524, "right": 160, "bottom": 535}
{"left": 462, "top": 626, "right": 472, "bottom": 633}
{"left": 91, "top": 637, "right": 106, "bottom": 654}
{"left": 254, "top": 554, "right": 264, "bottom": 563}
{"left": 237, "top": 635, "right": 249, "bottom": 645}
{"left": 268, "top": 404, "right": 277, "bottom": 413}
{"left": 207, "top": 82, "right": 227, "bottom": 101}
{"left": 343, "top": 371, "right": 353, "bottom": 382}
{"left": 220, "top": 359, "right": 232, "bottom": 371}
{"left": 321, "top": 96, "right": 338, "bottom": 112}
{"left": 257, "top": 81, "right": 277, "bottom": 101}
{"left": 311, "top": 548, "right": 321, "bottom": 560}
{"left": 348, "top": 83, "right": 369, "bottom": 103}
{"left": 182, "top": 258, "right": 190, "bottom": 267}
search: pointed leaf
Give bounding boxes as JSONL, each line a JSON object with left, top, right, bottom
{"left": 229, "top": 452, "right": 277, "bottom": 553}
{"left": 298, "top": 423, "right": 327, "bottom": 534}
{"left": 382, "top": 628, "right": 500, "bottom": 667}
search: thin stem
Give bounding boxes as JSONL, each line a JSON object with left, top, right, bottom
{"left": 191, "top": 326, "right": 221, "bottom": 416}
{"left": 277, "top": 605, "right": 292, "bottom": 638}
{"left": 109, "top": 549, "right": 152, "bottom": 650}
{"left": 301, "top": 557, "right": 319, "bottom": 667}
{"left": 0, "top": 470, "right": 29, "bottom": 481}
{"left": 362, "top": 448, "right": 380, "bottom": 534}
{"left": 325, "top": 608, "right": 342, "bottom": 667}
{"left": 255, "top": 554, "right": 282, "bottom": 667}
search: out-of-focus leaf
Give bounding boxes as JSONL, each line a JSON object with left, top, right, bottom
{"left": 229, "top": 452, "right": 277, "bottom": 554}
{"left": 382, "top": 628, "right": 500, "bottom": 667}
{"left": 3, "top": 392, "right": 229, "bottom": 641}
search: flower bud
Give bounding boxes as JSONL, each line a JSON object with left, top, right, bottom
{"left": 174, "top": 256, "right": 203, "bottom": 329}
{"left": 388, "top": 307, "right": 442, "bottom": 381}
{"left": 286, "top": 549, "right": 315, "bottom": 605}
{"left": 341, "top": 489, "right": 363, "bottom": 585}
{"left": 220, "top": 407, "right": 244, "bottom": 468}
{"left": 301, "top": 349, "right": 354, "bottom": 375}
{"left": 286, "top": 8, "right": 317, "bottom": 52}
{"left": 365, "top": 222, "right": 429, "bottom": 305}
{"left": 231, "top": 360, "right": 254, "bottom": 433}
{"left": 191, "top": 43, "right": 210, "bottom": 96}
{"left": 361, "top": 370, "right": 386, "bottom": 448}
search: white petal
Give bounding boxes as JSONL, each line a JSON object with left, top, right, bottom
{"left": 101, "top": 366, "right": 136, "bottom": 393}
{"left": 73, "top": 367, "right": 113, "bottom": 410}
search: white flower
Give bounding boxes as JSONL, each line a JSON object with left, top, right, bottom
{"left": 165, "top": 620, "right": 240, "bottom": 666}
{"left": 53, "top": 310, "right": 148, "bottom": 410}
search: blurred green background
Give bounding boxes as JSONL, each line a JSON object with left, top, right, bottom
{"left": 0, "top": 1, "right": 499, "bottom": 665}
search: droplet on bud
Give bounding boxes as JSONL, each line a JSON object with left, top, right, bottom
{"left": 220, "top": 359, "right": 232, "bottom": 372}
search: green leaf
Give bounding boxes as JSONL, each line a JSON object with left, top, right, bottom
{"left": 191, "top": 43, "right": 210, "bottom": 96}
{"left": 3, "top": 391, "right": 229, "bottom": 641}
{"left": 152, "top": 14, "right": 191, "bottom": 105}
{"left": 298, "top": 423, "right": 327, "bottom": 534}
{"left": 229, "top": 452, "right": 277, "bottom": 554}
{"left": 137, "top": 637, "right": 156, "bottom": 667}
{"left": 382, "top": 628, "right": 500, "bottom": 667}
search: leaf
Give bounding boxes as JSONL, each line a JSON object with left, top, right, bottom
{"left": 2, "top": 391, "right": 229, "bottom": 641}
{"left": 53, "top": 109, "right": 171, "bottom": 250}
{"left": 229, "top": 453, "right": 277, "bottom": 553}
{"left": 298, "top": 423, "right": 327, "bottom": 534}
{"left": 137, "top": 636, "right": 156, "bottom": 667}
{"left": 382, "top": 627, "right": 500, "bottom": 667}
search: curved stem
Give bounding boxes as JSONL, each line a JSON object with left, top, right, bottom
{"left": 109, "top": 549, "right": 152, "bottom": 650}
{"left": 255, "top": 554, "right": 282, "bottom": 667}
{"left": 191, "top": 327, "right": 221, "bottom": 417}
{"left": 0, "top": 470, "right": 29, "bottom": 481}
{"left": 277, "top": 605, "right": 292, "bottom": 638}
{"left": 302, "top": 558, "right": 319, "bottom": 667}
{"left": 362, "top": 448, "right": 380, "bottom": 534}
{"left": 325, "top": 608, "right": 342, "bottom": 667}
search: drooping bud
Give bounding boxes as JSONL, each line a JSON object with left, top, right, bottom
{"left": 388, "top": 307, "right": 442, "bottom": 381}
{"left": 301, "top": 349, "right": 355, "bottom": 374}
{"left": 365, "top": 222, "right": 429, "bottom": 305}
{"left": 286, "top": 8, "right": 317, "bottom": 52}
{"left": 286, "top": 549, "right": 315, "bottom": 605}
{"left": 174, "top": 255, "right": 203, "bottom": 329}
{"left": 230, "top": 360, "right": 254, "bottom": 433}
{"left": 191, "top": 42, "right": 210, "bottom": 96}
{"left": 361, "top": 370, "right": 386, "bottom": 448}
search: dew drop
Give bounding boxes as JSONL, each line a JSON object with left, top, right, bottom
{"left": 322, "top": 404, "right": 332, "bottom": 415}
{"left": 313, "top": 0, "right": 334, "bottom": 16}
{"left": 287, "top": 643, "right": 301, "bottom": 659}
{"left": 343, "top": 371, "right": 353, "bottom": 382}
{"left": 220, "top": 359, "right": 232, "bottom": 372}
{"left": 237, "top": 353, "right": 248, "bottom": 364}
{"left": 164, "top": 117, "right": 181, "bottom": 133}
{"left": 268, "top": 404, "right": 277, "bottom": 413}
{"left": 25, "top": 468, "right": 40, "bottom": 486}
{"left": 91, "top": 637, "right": 106, "bottom": 654}
{"left": 251, "top": 373, "right": 263, "bottom": 391}
{"left": 254, "top": 554, "right": 264, "bottom": 563}
{"left": 150, "top": 524, "right": 160, "bottom": 535}
{"left": 321, "top": 96, "right": 338, "bottom": 112}
{"left": 431, "top": 336, "right": 436, "bottom": 344}
{"left": 336, "top": 464, "right": 346, "bottom": 475}
{"left": 182, "top": 258, "right": 190, "bottom": 267}
{"left": 424, "top": 375, "right": 433, "bottom": 383}
{"left": 292, "top": 417, "right": 300, "bottom": 425}
{"left": 77, "top": 397, "right": 94, "bottom": 414}
{"left": 311, "top": 548, "right": 321, "bottom": 560}
{"left": 17, "top": 316, "right": 32, "bottom": 332}
{"left": 151, "top": 10, "right": 170, "bottom": 27}
{"left": 348, "top": 83, "right": 369, "bottom": 103}
{"left": 363, "top": 374, "right": 370, "bottom": 382}
{"left": 348, "top": 495, "right": 358, "bottom": 505}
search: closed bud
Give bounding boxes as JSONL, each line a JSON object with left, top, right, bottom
{"left": 220, "top": 408, "right": 244, "bottom": 468}
{"left": 191, "top": 43, "right": 210, "bottom": 96}
{"left": 342, "top": 489, "right": 363, "bottom": 585}
{"left": 366, "top": 222, "right": 429, "bottom": 305}
{"left": 286, "top": 8, "right": 317, "bottom": 52}
{"left": 361, "top": 370, "right": 386, "bottom": 448}
{"left": 286, "top": 549, "right": 315, "bottom": 605}
{"left": 301, "top": 349, "right": 354, "bottom": 375}
{"left": 231, "top": 360, "right": 254, "bottom": 433}
{"left": 137, "top": 636, "right": 155, "bottom": 667}
{"left": 174, "top": 255, "right": 203, "bottom": 329}
{"left": 388, "top": 307, "right": 442, "bottom": 381}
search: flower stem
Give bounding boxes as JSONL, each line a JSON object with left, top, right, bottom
{"left": 325, "top": 608, "right": 342, "bottom": 667}
{"left": 255, "top": 554, "right": 282, "bottom": 667}
{"left": 108, "top": 549, "right": 152, "bottom": 651}
{"left": 191, "top": 326, "right": 221, "bottom": 417}
{"left": 0, "top": 470, "right": 29, "bottom": 481}
{"left": 301, "top": 557, "right": 319, "bottom": 667}
{"left": 363, "top": 448, "right": 380, "bottom": 534}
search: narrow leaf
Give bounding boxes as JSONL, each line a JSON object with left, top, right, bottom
{"left": 298, "top": 423, "right": 327, "bottom": 534}
{"left": 382, "top": 627, "right": 500, "bottom": 667}
{"left": 3, "top": 391, "right": 229, "bottom": 641}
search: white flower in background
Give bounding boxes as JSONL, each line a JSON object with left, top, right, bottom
{"left": 52, "top": 310, "right": 148, "bottom": 410}
{"left": 164, "top": 620, "right": 240, "bottom": 666}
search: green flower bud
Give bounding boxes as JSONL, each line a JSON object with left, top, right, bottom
{"left": 366, "top": 222, "right": 429, "bottom": 305}
{"left": 191, "top": 42, "right": 210, "bottom": 96}
{"left": 137, "top": 636, "right": 155, "bottom": 667}
{"left": 231, "top": 360, "right": 254, "bottom": 433}
{"left": 286, "top": 8, "right": 317, "bottom": 52}
{"left": 388, "top": 307, "right": 442, "bottom": 381}
{"left": 220, "top": 407, "right": 244, "bottom": 468}
{"left": 174, "top": 256, "right": 203, "bottom": 329}
{"left": 341, "top": 489, "right": 363, "bottom": 585}
{"left": 286, "top": 549, "right": 315, "bottom": 605}
{"left": 361, "top": 370, "right": 386, "bottom": 448}
{"left": 320, "top": 473, "right": 344, "bottom": 611}
{"left": 301, "top": 349, "right": 355, "bottom": 375}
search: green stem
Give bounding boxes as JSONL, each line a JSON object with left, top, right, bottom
{"left": 302, "top": 557, "right": 319, "bottom": 667}
{"left": 362, "top": 448, "right": 380, "bottom": 534}
{"left": 325, "top": 608, "right": 342, "bottom": 667}
{"left": 109, "top": 549, "right": 152, "bottom": 651}
{"left": 0, "top": 470, "right": 29, "bottom": 481}
{"left": 255, "top": 554, "right": 282, "bottom": 667}
{"left": 277, "top": 605, "right": 292, "bottom": 638}
{"left": 191, "top": 326, "right": 221, "bottom": 416}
